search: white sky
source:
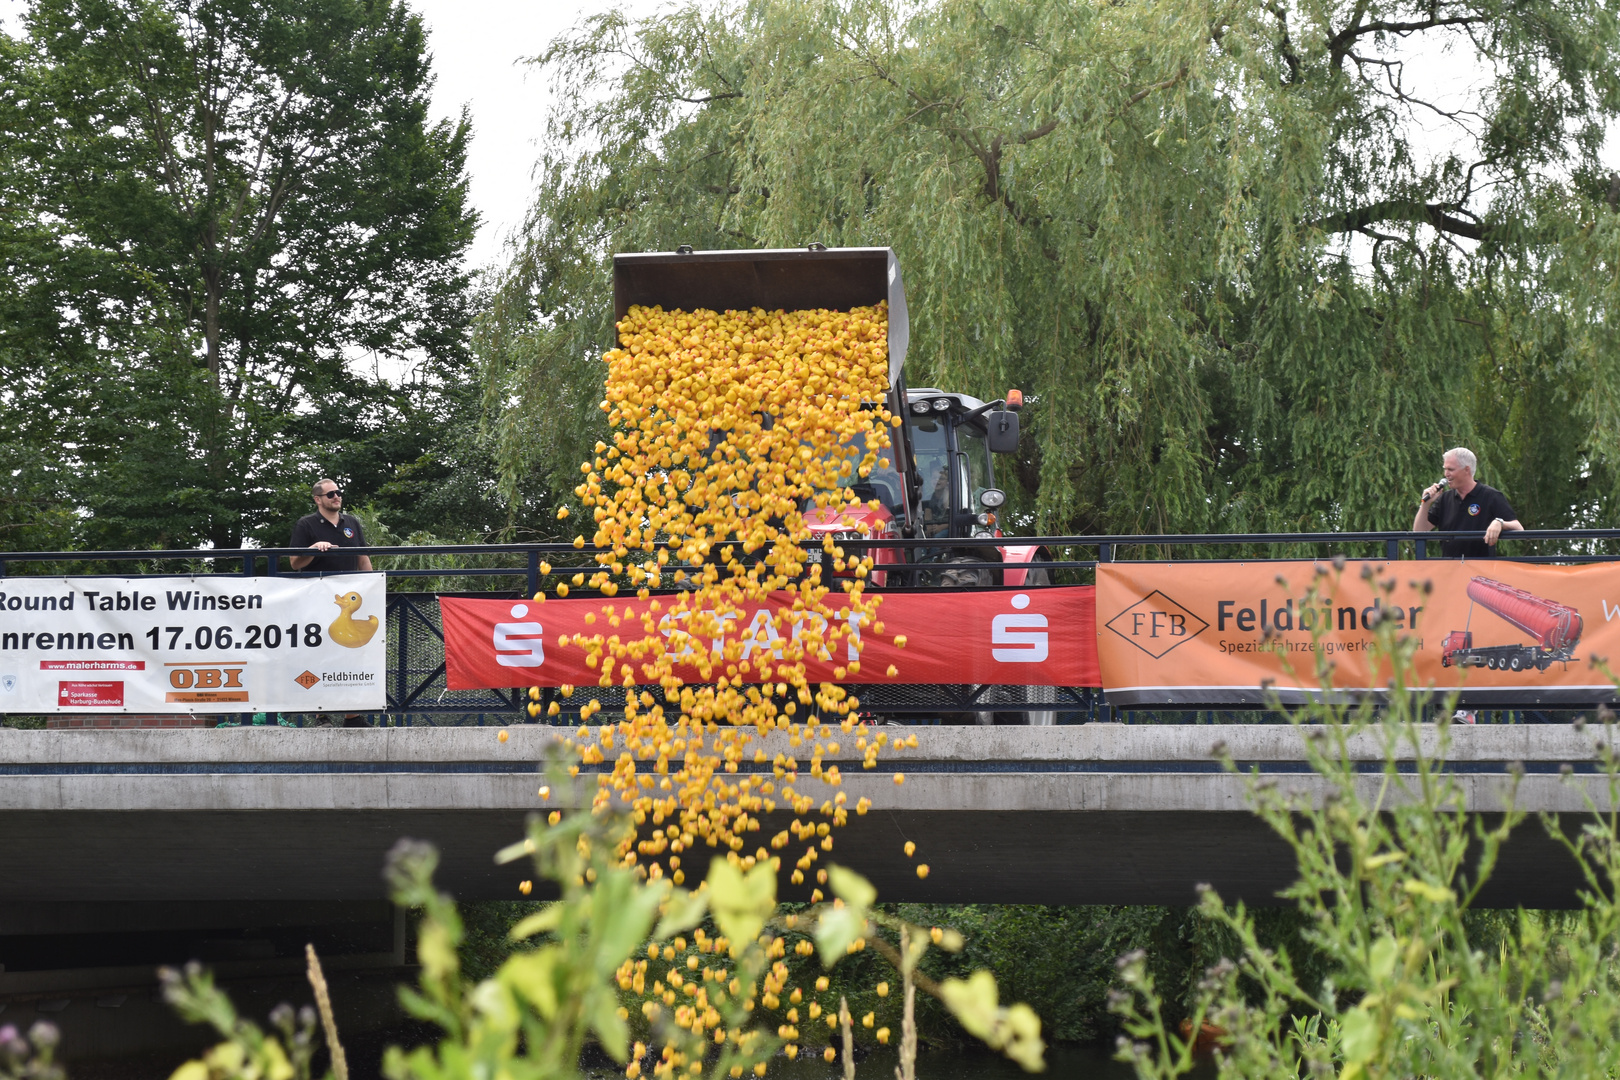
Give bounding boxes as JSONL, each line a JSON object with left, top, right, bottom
{"left": 408, "top": 0, "right": 663, "bottom": 270}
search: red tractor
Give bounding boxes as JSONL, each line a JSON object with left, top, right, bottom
{"left": 1441, "top": 576, "right": 1582, "bottom": 673}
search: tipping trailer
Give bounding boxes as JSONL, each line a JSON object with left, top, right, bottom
{"left": 613, "top": 245, "right": 1053, "bottom": 723}
{"left": 1440, "top": 577, "right": 1583, "bottom": 673}
{"left": 611, "top": 245, "right": 1043, "bottom": 587}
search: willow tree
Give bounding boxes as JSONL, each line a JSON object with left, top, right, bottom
{"left": 479, "top": 0, "right": 1620, "bottom": 537}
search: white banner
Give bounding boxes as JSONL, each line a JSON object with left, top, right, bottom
{"left": 0, "top": 575, "right": 387, "bottom": 713}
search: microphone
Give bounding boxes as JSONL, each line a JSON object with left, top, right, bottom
{"left": 1421, "top": 477, "right": 1447, "bottom": 503}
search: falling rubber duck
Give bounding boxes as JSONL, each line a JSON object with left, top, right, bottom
{"left": 329, "top": 591, "right": 379, "bottom": 648}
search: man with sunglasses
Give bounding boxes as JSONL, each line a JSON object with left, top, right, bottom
{"left": 288, "top": 479, "right": 373, "bottom": 572}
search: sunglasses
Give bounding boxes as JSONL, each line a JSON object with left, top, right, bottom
{"left": 319, "top": 489, "right": 343, "bottom": 499}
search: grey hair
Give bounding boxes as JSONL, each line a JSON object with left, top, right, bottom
{"left": 1444, "top": 448, "right": 1477, "bottom": 474}
{"left": 311, "top": 478, "right": 337, "bottom": 497}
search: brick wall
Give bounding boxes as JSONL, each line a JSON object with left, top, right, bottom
{"left": 47, "top": 714, "right": 218, "bottom": 729}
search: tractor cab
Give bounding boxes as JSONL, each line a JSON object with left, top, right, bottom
{"left": 800, "top": 387, "right": 1023, "bottom": 585}
{"left": 903, "top": 389, "right": 1016, "bottom": 541}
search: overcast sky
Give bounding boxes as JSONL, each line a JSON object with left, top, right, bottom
{"left": 408, "top": 0, "right": 660, "bottom": 270}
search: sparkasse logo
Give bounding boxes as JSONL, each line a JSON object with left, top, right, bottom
{"left": 1106, "top": 590, "right": 1209, "bottom": 659}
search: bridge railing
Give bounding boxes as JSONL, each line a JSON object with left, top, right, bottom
{"left": 3, "top": 529, "right": 1616, "bottom": 726}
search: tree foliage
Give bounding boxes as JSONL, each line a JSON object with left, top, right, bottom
{"left": 481, "top": 0, "right": 1620, "bottom": 536}
{"left": 0, "top": 0, "right": 478, "bottom": 549}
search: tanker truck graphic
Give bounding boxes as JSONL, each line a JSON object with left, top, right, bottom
{"left": 1440, "top": 576, "right": 1583, "bottom": 673}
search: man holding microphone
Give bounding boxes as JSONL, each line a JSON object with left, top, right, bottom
{"left": 1413, "top": 447, "right": 1523, "bottom": 557}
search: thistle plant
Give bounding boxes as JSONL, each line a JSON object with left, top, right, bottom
{"left": 0, "top": 1022, "right": 63, "bottom": 1080}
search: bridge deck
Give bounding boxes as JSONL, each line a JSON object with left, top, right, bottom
{"left": 1, "top": 725, "right": 1611, "bottom": 908}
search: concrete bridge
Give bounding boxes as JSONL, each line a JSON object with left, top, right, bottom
{"left": 2, "top": 724, "right": 1611, "bottom": 911}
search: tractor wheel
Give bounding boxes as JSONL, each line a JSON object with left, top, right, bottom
{"left": 937, "top": 556, "right": 996, "bottom": 589}
{"left": 1509, "top": 655, "right": 1524, "bottom": 672}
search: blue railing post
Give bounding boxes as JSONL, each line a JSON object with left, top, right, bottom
{"left": 527, "top": 549, "right": 540, "bottom": 598}
{"left": 1098, "top": 543, "right": 1112, "bottom": 563}
{"left": 268, "top": 553, "right": 279, "bottom": 575}
{"left": 1415, "top": 539, "right": 1426, "bottom": 560}
{"left": 242, "top": 549, "right": 255, "bottom": 577}
{"left": 1385, "top": 539, "right": 1399, "bottom": 560}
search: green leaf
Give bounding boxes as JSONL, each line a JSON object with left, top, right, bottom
{"left": 940, "top": 971, "right": 1000, "bottom": 1041}
{"left": 815, "top": 906, "right": 866, "bottom": 967}
{"left": 1368, "top": 934, "right": 1399, "bottom": 981}
{"left": 654, "top": 886, "right": 709, "bottom": 940}
{"left": 1340, "top": 1006, "right": 1378, "bottom": 1063}
{"left": 494, "top": 838, "right": 535, "bottom": 866}
{"left": 1001, "top": 1004, "right": 1046, "bottom": 1073}
{"left": 826, "top": 865, "right": 876, "bottom": 910}
{"left": 509, "top": 904, "right": 563, "bottom": 941}
{"left": 940, "top": 972, "right": 1045, "bottom": 1071}
{"left": 707, "top": 857, "right": 777, "bottom": 952}
{"left": 499, "top": 947, "right": 561, "bottom": 1019}
{"left": 469, "top": 978, "right": 520, "bottom": 1034}
{"left": 815, "top": 864, "right": 876, "bottom": 965}
{"left": 417, "top": 920, "right": 459, "bottom": 986}
{"left": 590, "top": 869, "right": 664, "bottom": 973}
{"left": 167, "top": 1059, "right": 210, "bottom": 1080}
{"left": 1401, "top": 879, "right": 1455, "bottom": 904}
{"left": 588, "top": 987, "right": 630, "bottom": 1062}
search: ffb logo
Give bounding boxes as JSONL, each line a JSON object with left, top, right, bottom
{"left": 1106, "top": 591, "right": 1209, "bottom": 659}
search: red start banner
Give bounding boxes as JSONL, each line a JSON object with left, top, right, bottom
{"left": 440, "top": 587, "right": 1099, "bottom": 690}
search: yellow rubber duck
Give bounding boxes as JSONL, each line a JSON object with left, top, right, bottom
{"left": 329, "top": 591, "right": 379, "bottom": 648}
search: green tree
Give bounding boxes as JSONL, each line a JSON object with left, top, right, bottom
{"left": 0, "top": 0, "right": 476, "bottom": 550}
{"left": 481, "top": 0, "right": 1620, "bottom": 537}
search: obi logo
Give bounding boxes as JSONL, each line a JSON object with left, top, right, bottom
{"left": 992, "top": 594, "right": 1049, "bottom": 663}
{"left": 494, "top": 603, "right": 545, "bottom": 668}
{"left": 169, "top": 665, "right": 245, "bottom": 689}
{"left": 1105, "top": 590, "right": 1209, "bottom": 659}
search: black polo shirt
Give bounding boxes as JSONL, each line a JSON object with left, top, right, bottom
{"left": 289, "top": 512, "right": 368, "bottom": 572}
{"left": 1426, "top": 482, "right": 1515, "bottom": 558}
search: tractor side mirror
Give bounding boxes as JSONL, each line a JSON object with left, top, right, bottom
{"left": 986, "top": 409, "right": 1020, "bottom": 454}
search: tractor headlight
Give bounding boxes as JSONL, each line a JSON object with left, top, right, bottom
{"left": 931, "top": 398, "right": 950, "bottom": 412}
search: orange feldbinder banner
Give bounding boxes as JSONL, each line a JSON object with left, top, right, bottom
{"left": 1097, "top": 560, "right": 1620, "bottom": 707}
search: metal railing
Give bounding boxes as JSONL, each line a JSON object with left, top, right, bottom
{"left": 3, "top": 529, "right": 1615, "bottom": 725}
